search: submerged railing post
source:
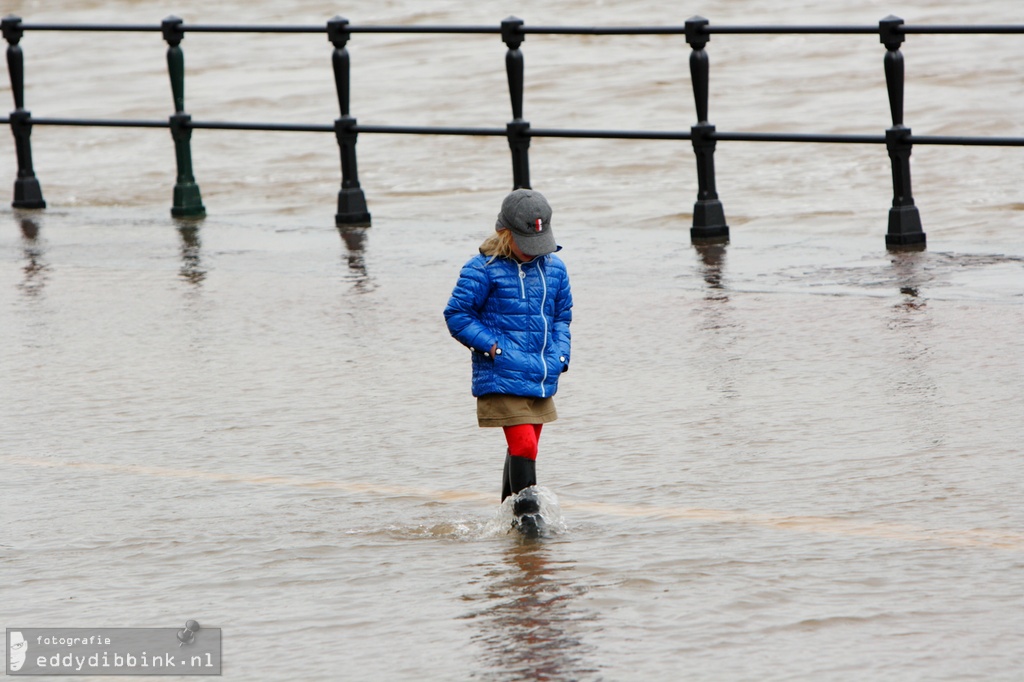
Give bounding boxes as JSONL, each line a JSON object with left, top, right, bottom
{"left": 880, "top": 15, "right": 925, "bottom": 250}
{"left": 685, "top": 16, "right": 728, "bottom": 244}
{"left": 2, "top": 15, "right": 45, "bottom": 209}
{"left": 328, "top": 16, "right": 370, "bottom": 227}
{"left": 162, "top": 16, "right": 205, "bottom": 218}
{"left": 502, "top": 16, "right": 531, "bottom": 190}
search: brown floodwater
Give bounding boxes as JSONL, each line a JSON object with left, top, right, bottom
{"left": 2, "top": 0, "right": 1023, "bottom": 679}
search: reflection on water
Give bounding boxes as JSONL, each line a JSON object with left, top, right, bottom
{"left": 176, "top": 218, "right": 206, "bottom": 286}
{"left": 338, "top": 226, "right": 373, "bottom": 292}
{"left": 886, "top": 251, "right": 944, "bottom": 451}
{"left": 463, "top": 543, "right": 596, "bottom": 681}
{"left": 889, "top": 251, "right": 928, "bottom": 310}
{"left": 890, "top": 250, "right": 928, "bottom": 302}
{"left": 694, "top": 242, "right": 728, "bottom": 299}
{"left": 17, "top": 215, "right": 48, "bottom": 297}
{"left": 692, "top": 243, "right": 741, "bottom": 403}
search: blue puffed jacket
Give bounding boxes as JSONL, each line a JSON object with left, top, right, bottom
{"left": 444, "top": 251, "right": 572, "bottom": 398}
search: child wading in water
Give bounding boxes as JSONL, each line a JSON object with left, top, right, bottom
{"left": 444, "top": 189, "right": 573, "bottom": 535}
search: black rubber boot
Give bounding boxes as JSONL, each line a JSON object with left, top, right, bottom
{"left": 507, "top": 455, "right": 536, "bottom": 494}
{"left": 501, "top": 452, "right": 512, "bottom": 502}
{"left": 512, "top": 487, "right": 543, "bottom": 538}
{"left": 507, "top": 456, "right": 542, "bottom": 537}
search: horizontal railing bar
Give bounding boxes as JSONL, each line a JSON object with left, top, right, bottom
{"left": 21, "top": 23, "right": 162, "bottom": 32}
{"left": 22, "top": 23, "right": 326, "bottom": 34}
{"left": 196, "top": 123, "right": 507, "bottom": 135}
{"left": 17, "top": 23, "right": 499, "bottom": 35}
{"left": 14, "top": 23, "right": 690, "bottom": 36}
{"left": 191, "top": 121, "right": 333, "bottom": 132}
{"left": 715, "top": 132, "right": 885, "bottom": 143}
{"left": 912, "top": 135, "right": 1024, "bottom": 146}
{"left": 349, "top": 25, "right": 497, "bottom": 34}
{"left": 520, "top": 26, "right": 685, "bottom": 35}
{"left": 350, "top": 23, "right": 1024, "bottom": 37}
{"left": 531, "top": 128, "right": 691, "bottom": 140}
{"left": 16, "top": 23, "right": 683, "bottom": 36}
{"left": 710, "top": 132, "right": 1024, "bottom": 146}
{"left": 8, "top": 119, "right": 1024, "bottom": 147}
{"left": 901, "top": 25, "right": 1024, "bottom": 34}
{"left": 29, "top": 117, "right": 169, "bottom": 128}
{"left": 353, "top": 124, "right": 505, "bottom": 135}
{"left": 16, "top": 22, "right": 1024, "bottom": 37}
{"left": 704, "top": 24, "right": 1023, "bottom": 35}
{"left": 706, "top": 25, "right": 877, "bottom": 35}
{"left": 179, "top": 25, "right": 325, "bottom": 34}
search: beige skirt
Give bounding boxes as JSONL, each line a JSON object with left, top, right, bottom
{"left": 476, "top": 393, "right": 558, "bottom": 428}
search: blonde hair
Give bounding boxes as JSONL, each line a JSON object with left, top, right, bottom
{"left": 479, "top": 228, "right": 516, "bottom": 261}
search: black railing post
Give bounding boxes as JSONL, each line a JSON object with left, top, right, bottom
{"left": 2, "top": 15, "right": 45, "bottom": 209}
{"left": 880, "top": 15, "right": 925, "bottom": 250}
{"left": 685, "top": 16, "right": 728, "bottom": 244}
{"left": 502, "top": 16, "right": 531, "bottom": 190}
{"left": 328, "top": 16, "right": 370, "bottom": 227}
{"left": 162, "top": 16, "right": 205, "bottom": 218}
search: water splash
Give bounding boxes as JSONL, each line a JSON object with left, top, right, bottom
{"left": 481, "top": 486, "right": 569, "bottom": 539}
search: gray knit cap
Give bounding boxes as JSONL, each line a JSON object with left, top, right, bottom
{"left": 494, "top": 189, "right": 556, "bottom": 256}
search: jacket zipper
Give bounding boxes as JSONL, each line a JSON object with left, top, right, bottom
{"left": 516, "top": 259, "right": 550, "bottom": 397}
{"left": 539, "top": 260, "right": 549, "bottom": 397}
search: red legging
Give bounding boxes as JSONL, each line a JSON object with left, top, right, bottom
{"left": 503, "top": 423, "right": 543, "bottom": 461}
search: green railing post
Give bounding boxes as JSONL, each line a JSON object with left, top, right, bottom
{"left": 328, "top": 16, "right": 370, "bottom": 227}
{"left": 2, "top": 15, "right": 45, "bottom": 209}
{"left": 162, "top": 16, "right": 204, "bottom": 218}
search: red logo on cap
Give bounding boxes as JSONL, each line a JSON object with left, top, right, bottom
{"left": 535, "top": 218, "right": 542, "bottom": 232}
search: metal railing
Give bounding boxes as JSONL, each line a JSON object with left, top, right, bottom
{"left": 3, "top": 14, "right": 1024, "bottom": 250}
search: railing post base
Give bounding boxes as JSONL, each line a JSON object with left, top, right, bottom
{"left": 13, "top": 174, "right": 45, "bottom": 209}
{"left": 13, "top": 180, "right": 45, "bottom": 208}
{"left": 336, "top": 188, "right": 370, "bottom": 227}
{"left": 886, "top": 206, "right": 926, "bottom": 250}
{"left": 171, "top": 183, "right": 204, "bottom": 218}
{"left": 690, "top": 200, "right": 729, "bottom": 243}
